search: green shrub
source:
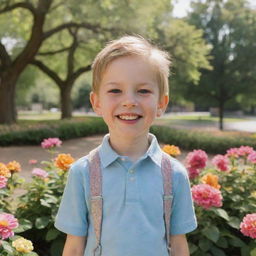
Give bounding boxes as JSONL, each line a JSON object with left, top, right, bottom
{"left": 186, "top": 148, "right": 256, "bottom": 255}
{"left": 151, "top": 125, "right": 256, "bottom": 154}
{"left": 1, "top": 118, "right": 255, "bottom": 154}
{"left": 0, "top": 117, "right": 108, "bottom": 146}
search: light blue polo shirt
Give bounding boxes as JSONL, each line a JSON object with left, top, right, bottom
{"left": 55, "top": 134, "right": 197, "bottom": 256}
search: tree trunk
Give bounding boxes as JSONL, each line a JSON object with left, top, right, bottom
{"left": 0, "top": 74, "right": 18, "bottom": 124}
{"left": 60, "top": 86, "right": 73, "bottom": 119}
{"left": 218, "top": 101, "right": 224, "bottom": 130}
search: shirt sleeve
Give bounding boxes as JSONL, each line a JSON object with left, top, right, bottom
{"left": 54, "top": 160, "right": 89, "bottom": 236}
{"left": 169, "top": 159, "right": 197, "bottom": 235}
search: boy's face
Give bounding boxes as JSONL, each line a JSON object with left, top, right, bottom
{"left": 90, "top": 55, "right": 168, "bottom": 140}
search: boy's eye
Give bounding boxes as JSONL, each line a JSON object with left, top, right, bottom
{"left": 108, "top": 89, "right": 121, "bottom": 93}
{"left": 138, "top": 89, "right": 151, "bottom": 94}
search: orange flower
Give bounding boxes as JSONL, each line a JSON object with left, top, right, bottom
{"left": 0, "top": 163, "right": 11, "bottom": 178}
{"left": 55, "top": 154, "right": 74, "bottom": 171}
{"left": 201, "top": 173, "right": 221, "bottom": 190}
{"left": 6, "top": 161, "right": 21, "bottom": 173}
{"left": 162, "top": 145, "right": 181, "bottom": 157}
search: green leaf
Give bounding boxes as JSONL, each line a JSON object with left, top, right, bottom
{"left": 216, "top": 237, "right": 228, "bottom": 248}
{"left": 210, "top": 246, "right": 227, "bottom": 256}
{"left": 241, "top": 245, "right": 250, "bottom": 256}
{"left": 227, "top": 216, "right": 241, "bottom": 229}
{"left": 40, "top": 199, "right": 51, "bottom": 207}
{"left": 1, "top": 241, "right": 15, "bottom": 253}
{"left": 212, "top": 208, "right": 229, "bottom": 221}
{"left": 202, "top": 226, "right": 220, "bottom": 243}
{"left": 46, "top": 228, "right": 60, "bottom": 241}
{"left": 199, "top": 238, "right": 212, "bottom": 251}
{"left": 35, "top": 216, "right": 50, "bottom": 229}
{"left": 50, "top": 238, "right": 65, "bottom": 256}
{"left": 188, "top": 242, "right": 198, "bottom": 254}
{"left": 23, "top": 252, "right": 39, "bottom": 256}
{"left": 229, "top": 236, "right": 246, "bottom": 247}
{"left": 250, "top": 248, "right": 256, "bottom": 256}
{"left": 14, "top": 219, "right": 32, "bottom": 233}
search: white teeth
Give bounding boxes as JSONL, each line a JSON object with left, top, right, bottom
{"left": 118, "top": 115, "right": 139, "bottom": 120}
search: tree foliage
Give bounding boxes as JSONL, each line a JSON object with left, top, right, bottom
{"left": 0, "top": 0, "right": 212, "bottom": 123}
{"left": 186, "top": 0, "right": 256, "bottom": 129}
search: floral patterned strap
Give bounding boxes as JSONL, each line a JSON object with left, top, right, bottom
{"left": 161, "top": 152, "right": 173, "bottom": 253}
{"left": 88, "top": 148, "right": 103, "bottom": 256}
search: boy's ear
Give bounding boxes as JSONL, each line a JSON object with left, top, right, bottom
{"left": 157, "top": 95, "right": 169, "bottom": 117}
{"left": 90, "top": 91, "right": 102, "bottom": 116}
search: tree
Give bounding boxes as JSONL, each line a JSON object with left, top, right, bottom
{"left": 0, "top": 0, "right": 117, "bottom": 124}
{"left": 155, "top": 18, "right": 212, "bottom": 106}
{"left": 187, "top": 0, "right": 256, "bottom": 129}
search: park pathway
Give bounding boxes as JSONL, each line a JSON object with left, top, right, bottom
{"left": 0, "top": 135, "right": 200, "bottom": 181}
{"left": 0, "top": 136, "right": 103, "bottom": 180}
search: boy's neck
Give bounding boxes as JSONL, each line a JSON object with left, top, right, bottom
{"left": 108, "top": 134, "right": 150, "bottom": 162}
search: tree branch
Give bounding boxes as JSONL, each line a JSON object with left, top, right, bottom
{"left": 31, "top": 59, "right": 63, "bottom": 87}
{"left": 71, "top": 64, "right": 91, "bottom": 82}
{"left": 67, "top": 28, "right": 79, "bottom": 77}
{"left": 0, "top": 41, "right": 11, "bottom": 67}
{"left": 0, "top": 2, "right": 35, "bottom": 15}
{"left": 38, "top": 47, "right": 72, "bottom": 56}
{"left": 43, "top": 22, "right": 102, "bottom": 40}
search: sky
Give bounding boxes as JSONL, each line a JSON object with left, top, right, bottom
{"left": 173, "top": 0, "right": 191, "bottom": 17}
{"left": 172, "top": 0, "right": 256, "bottom": 18}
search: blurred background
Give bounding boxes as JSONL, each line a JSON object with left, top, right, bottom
{"left": 1, "top": 0, "right": 256, "bottom": 133}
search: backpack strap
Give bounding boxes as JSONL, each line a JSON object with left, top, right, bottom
{"left": 88, "top": 148, "right": 103, "bottom": 256}
{"left": 161, "top": 152, "right": 173, "bottom": 253}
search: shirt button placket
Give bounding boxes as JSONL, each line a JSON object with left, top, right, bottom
{"left": 126, "top": 169, "right": 138, "bottom": 202}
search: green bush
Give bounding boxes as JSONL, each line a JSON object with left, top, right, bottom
{"left": 1, "top": 117, "right": 255, "bottom": 154}
{"left": 151, "top": 125, "right": 256, "bottom": 154}
{"left": 0, "top": 117, "right": 108, "bottom": 146}
{"left": 186, "top": 148, "right": 256, "bottom": 255}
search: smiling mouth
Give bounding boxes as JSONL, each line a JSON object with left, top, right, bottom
{"left": 117, "top": 114, "right": 142, "bottom": 120}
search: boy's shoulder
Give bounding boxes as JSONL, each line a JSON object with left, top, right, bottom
{"left": 69, "top": 154, "right": 90, "bottom": 175}
{"left": 166, "top": 155, "right": 189, "bottom": 180}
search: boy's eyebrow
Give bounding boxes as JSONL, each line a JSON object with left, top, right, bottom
{"left": 104, "top": 81, "right": 154, "bottom": 86}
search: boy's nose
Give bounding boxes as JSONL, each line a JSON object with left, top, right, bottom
{"left": 122, "top": 95, "right": 138, "bottom": 108}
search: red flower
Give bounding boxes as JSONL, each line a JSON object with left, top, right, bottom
{"left": 186, "top": 149, "right": 208, "bottom": 170}
{"left": 212, "top": 154, "right": 230, "bottom": 171}
{"left": 240, "top": 213, "right": 256, "bottom": 239}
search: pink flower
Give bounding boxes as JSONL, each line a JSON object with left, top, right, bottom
{"left": 212, "top": 154, "right": 230, "bottom": 171}
{"left": 226, "top": 148, "right": 240, "bottom": 158}
{"left": 191, "top": 184, "right": 223, "bottom": 209}
{"left": 186, "top": 149, "right": 208, "bottom": 169}
{"left": 41, "top": 138, "right": 62, "bottom": 149}
{"left": 247, "top": 151, "right": 256, "bottom": 164}
{"left": 0, "top": 176, "right": 8, "bottom": 189}
{"left": 32, "top": 168, "right": 48, "bottom": 179}
{"left": 0, "top": 213, "right": 19, "bottom": 240}
{"left": 28, "top": 159, "right": 38, "bottom": 165}
{"left": 187, "top": 167, "right": 201, "bottom": 179}
{"left": 240, "top": 213, "right": 256, "bottom": 239}
{"left": 238, "top": 146, "right": 254, "bottom": 157}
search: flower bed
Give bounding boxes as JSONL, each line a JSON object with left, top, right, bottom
{"left": 0, "top": 138, "right": 255, "bottom": 255}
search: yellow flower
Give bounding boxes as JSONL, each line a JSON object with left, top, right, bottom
{"left": 201, "top": 173, "right": 221, "bottom": 190}
{"left": 0, "top": 162, "right": 11, "bottom": 178}
{"left": 12, "top": 237, "right": 34, "bottom": 253}
{"left": 6, "top": 161, "right": 21, "bottom": 173}
{"left": 162, "top": 145, "right": 181, "bottom": 157}
{"left": 55, "top": 154, "right": 75, "bottom": 171}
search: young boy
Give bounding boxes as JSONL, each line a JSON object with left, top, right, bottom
{"left": 55, "top": 35, "right": 197, "bottom": 256}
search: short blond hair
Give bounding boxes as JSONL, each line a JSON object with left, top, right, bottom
{"left": 92, "top": 35, "right": 171, "bottom": 97}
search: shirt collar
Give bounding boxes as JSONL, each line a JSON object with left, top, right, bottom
{"left": 98, "top": 133, "right": 163, "bottom": 168}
